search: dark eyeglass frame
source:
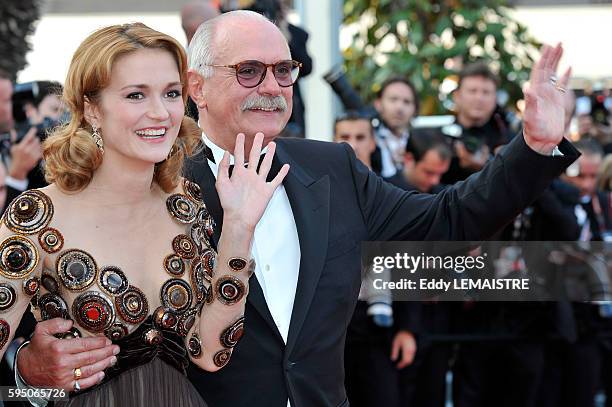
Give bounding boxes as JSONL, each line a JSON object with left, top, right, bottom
{"left": 205, "top": 60, "right": 302, "bottom": 88}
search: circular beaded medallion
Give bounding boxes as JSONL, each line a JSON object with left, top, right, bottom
{"left": 161, "top": 279, "right": 193, "bottom": 313}
{"left": 23, "top": 276, "right": 40, "bottom": 296}
{"left": 144, "top": 328, "right": 163, "bottom": 346}
{"left": 38, "top": 293, "right": 69, "bottom": 320}
{"left": 56, "top": 249, "right": 98, "bottom": 291}
{"left": 105, "top": 323, "right": 129, "bottom": 341}
{"left": 228, "top": 257, "right": 247, "bottom": 272}
{"left": 177, "top": 307, "right": 197, "bottom": 337}
{"left": 4, "top": 190, "right": 53, "bottom": 234}
{"left": 164, "top": 254, "right": 185, "bottom": 277}
{"left": 172, "top": 234, "right": 197, "bottom": 259}
{"left": 220, "top": 316, "right": 245, "bottom": 348}
{"left": 38, "top": 228, "right": 64, "bottom": 254}
{"left": 214, "top": 275, "right": 246, "bottom": 306}
{"left": 0, "top": 236, "right": 39, "bottom": 279}
{"left": 188, "top": 332, "right": 202, "bottom": 358}
{"left": 72, "top": 292, "right": 114, "bottom": 333}
{"left": 213, "top": 349, "right": 231, "bottom": 368}
{"left": 153, "top": 306, "right": 178, "bottom": 330}
{"left": 183, "top": 179, "right": 203, "bottom": 204}
{"left": 0, "top": 319, "right": 10, "bottom": 350}
{"left": 41, "top": 272, "right": 60, "bottom": 294}
{"left": 0, "top": 283, "right": 17, "bottom": 312}
{"left": 166, "top": 194, "right": 196, "bottom": 224}
{"left": 98, "top": 266, "right": 129, "bottom": 297}
{"left": 115, "top": 286, "right": 149, "bottom": 324}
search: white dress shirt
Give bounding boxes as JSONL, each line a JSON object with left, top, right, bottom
{"left": 202, "top": 134, "right": 301, "bottom": 347}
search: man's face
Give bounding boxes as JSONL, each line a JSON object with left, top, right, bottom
{"left": 454, "top": 76, "right": 497, "bottom": 127}
{"left": 374, "top": 82, "right": 416, "bottom": 133}
{"left": 38, "top": 94, "right": 64, "bottom": 122}
{"left": 27, "top": 94, "right": 64, "bottom": 125}
{"left": 334, "top": 119, "right": 376, "bottom": 165}
{"left": 566, "top": 153, "right": 602, "bottom": 197}
{"left": 194, "top": 19, "right": 293, "bottom": 151}
{"left": 404, "top": 149, "right": 450, "bottom": 193}
{"left": 0, "top": 79, "right": 13, "bottom": 132}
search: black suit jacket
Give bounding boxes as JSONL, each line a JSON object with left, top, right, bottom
{"left": 183, "top": 134, "right": 578, "bottom": 407}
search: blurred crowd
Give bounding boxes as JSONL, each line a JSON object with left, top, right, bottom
{"left": 0, "top": 0, "right": 611, "bottom": 406}
{"left": 331, "top": 60, "right": 612, "bottom": 407}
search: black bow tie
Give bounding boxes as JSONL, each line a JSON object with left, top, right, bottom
{"left": 203, "top": 145, "right": 280, "bottom": 182}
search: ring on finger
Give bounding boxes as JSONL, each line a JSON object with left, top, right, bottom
{"left": 74, "top": 367, "right": 82, "bottom": 380}
{"left": 549, "top": 75, "right": 558, "bottom": 86}
{"left": 73, "top": 380, "right": 81, "bottom": 392}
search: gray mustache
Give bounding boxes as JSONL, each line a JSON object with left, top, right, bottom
{"left": 241, "top": 95, "right": 288, "bottom": 112}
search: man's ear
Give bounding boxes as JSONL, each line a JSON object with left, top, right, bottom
{"left": 452, "top": 89, "right": 461, "bottom": 109}
{"left": 188, "top": 70, "right": 207, "bottom": 109}
{"left": 367, "top": 135, "right": 377, "bottom": 154}
{"left": 83, "top": 98, "right": 100, "bottom": 129}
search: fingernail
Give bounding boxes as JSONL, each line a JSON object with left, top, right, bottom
{"left": 113, "top": 346, "right": 120, "bottom": 355}
{"left": 110, "top": 356, "right": 117, "bottom": 366}
{"left": 99, "top": 372, "right": 105, "bottom": 381}
{"left": 105, "top": 339, "right": 112, "bottom": 346}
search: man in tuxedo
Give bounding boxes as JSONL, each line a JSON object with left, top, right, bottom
{"left": 181, "top": 11, "right": 578, "bottom": 407}
{"left": 17, "top": 10, "right": 579, "bottom": 407}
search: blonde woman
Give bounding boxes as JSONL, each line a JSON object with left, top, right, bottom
{"left": 0, "top": 23, "right": 287, "bottom": 405}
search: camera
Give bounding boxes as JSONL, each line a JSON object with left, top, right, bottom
{"left": 323, "top": 65, "right": 376, "bottom": 116}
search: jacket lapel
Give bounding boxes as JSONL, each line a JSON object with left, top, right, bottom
{"left": 273, "top": 142, "right": 331, "bottom": 355}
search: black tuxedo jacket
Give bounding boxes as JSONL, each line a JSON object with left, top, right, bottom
{"left": 184, "top": 134, "right": 578, "bottom": 407}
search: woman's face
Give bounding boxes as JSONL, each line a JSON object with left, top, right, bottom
{"left": 89, "top": 48, "right": 184, "bottom": 165}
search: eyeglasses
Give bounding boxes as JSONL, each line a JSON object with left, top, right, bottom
{"left": 205, "top": 60, "right": 302, "bottom": 88}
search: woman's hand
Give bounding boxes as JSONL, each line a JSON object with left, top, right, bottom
{"left": 216, "top": 132, "right": 290, "bottom": 231}
{"left": 523, "top": 43, "right": 573, "bottom": 155}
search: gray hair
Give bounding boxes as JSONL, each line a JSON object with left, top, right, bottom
{"left": 188, "top": 10, "right": 275, "bottom": 78}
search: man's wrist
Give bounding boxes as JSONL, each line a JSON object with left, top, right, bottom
{"left": 8, "top": 166, "right": 28, "bottom": 180}
{"left": 14, "top": 340, "right": 50, "bottom": 407}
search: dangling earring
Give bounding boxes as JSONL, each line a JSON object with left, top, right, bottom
{"left": 92, "top": 126, "right": 104, "bottom": 154}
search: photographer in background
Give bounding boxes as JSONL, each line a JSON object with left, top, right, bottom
{"left": 441, "top": 61, "right": 514, "bottom": 184}
{"left": 3, "top": 81, "right": 64, "bottom": 203}
{"left": 373, "top": 77, "right": 419, "bottom": 177}
{"left": 0, "top": 71, "right": 40, "bottom": 214}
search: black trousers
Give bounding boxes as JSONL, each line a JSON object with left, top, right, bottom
{"left": 453, "top": 341, "right": 545, "bottom": 407}
{"left": 537, "top": 337, "right": 601, "bottom": 407}
{"left": 399, "top": 340, "right": 451, "bottom": 407}
{"left": 345, "top": 301, "right": 400, "bottom": 407}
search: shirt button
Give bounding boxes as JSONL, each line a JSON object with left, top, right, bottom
{"left": 265, "top": 264, "right": 270, "bottom": 271}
